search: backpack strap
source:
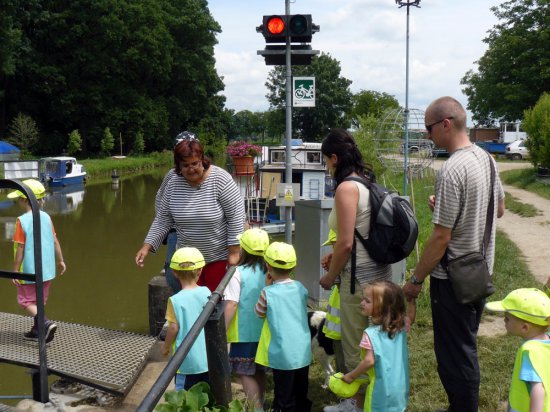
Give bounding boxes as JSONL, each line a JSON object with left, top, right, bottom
{"left": 343, "top": 176, "right": 370, "bottom": 295}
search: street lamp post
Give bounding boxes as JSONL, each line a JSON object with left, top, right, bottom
{"left": 395, "top": 0, "right": 420, "bottom": 196}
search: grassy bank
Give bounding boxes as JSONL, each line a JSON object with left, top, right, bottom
{"left": 80, "top": 151, "right": 173, "bottom": 179}
{"left": 501, "top": 168, "right": 550, "bottom": 200}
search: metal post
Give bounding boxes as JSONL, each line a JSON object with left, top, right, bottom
{"left": 284, "top": 0, "right": 293, "bottom": 244}
{"left": 204, "top": 301, "right": 231, "bottom": 406}
{"left": 395, "top": 0, "right": 420, "bottom": 196}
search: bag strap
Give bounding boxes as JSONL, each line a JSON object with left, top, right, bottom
{"left": 343, "top": 176, "right": 369, "bottom": 295}
{"left": 442, "top": 150, "right": 496, "bottom": 267}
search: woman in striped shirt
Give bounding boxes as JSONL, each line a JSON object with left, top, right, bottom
{"left": 135, "top": 135, "right": 246, "bottom": 291}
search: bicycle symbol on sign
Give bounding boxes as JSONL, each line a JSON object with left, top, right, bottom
{"left": 294, "top": 84, "right": 315, "bottom": 100}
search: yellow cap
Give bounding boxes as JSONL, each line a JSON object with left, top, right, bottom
{"left": 170, "top": 247, "right": 205, "bottom": 271}
{"left": 486, "top": 288, "right": 550, "bottom": 326}
{"left": 328, "top": 372, "right": 368, "bottom": 398}
{"left": 7, "top": 179, "right": 46, "bottom": 200}
{"left": 264, "top": 242, "right": 297, "bottom": 270}
{"left": 237, "top": 228, "right": 270, "bottom": 256}
{"left": 322, "top": 229, "right": 337, "bottom": 246}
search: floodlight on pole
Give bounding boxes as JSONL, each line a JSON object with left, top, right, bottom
{"left": 395, "top": 0, "right": 420, "bottom": 197}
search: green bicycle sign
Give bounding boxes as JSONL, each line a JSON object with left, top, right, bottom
{"left": 293, "top": 77, "right": 315, "bottom": 107}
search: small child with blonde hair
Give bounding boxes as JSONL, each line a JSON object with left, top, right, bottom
{"left": 336, "top": 280, "right": 410, "bottom": 412}
{"left": 161, "top": 247, "right": 211, "bottom": 391}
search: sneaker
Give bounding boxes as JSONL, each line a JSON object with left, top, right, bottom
{"left": 44, "top": 321, "right": 57, "bottom": 343}
{"left": 323, "top": 398, "right": 361, "bottom": 412}
{"left": 23, "top": 328, "right": 38, "bottom": 341}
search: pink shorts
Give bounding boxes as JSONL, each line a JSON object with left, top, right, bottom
{"left": 16, "top": 281, "right": 52, "bottom": 309}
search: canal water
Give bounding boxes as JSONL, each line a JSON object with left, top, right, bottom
{"left": 0, "top": 168, "right": 170, "bottom": 402}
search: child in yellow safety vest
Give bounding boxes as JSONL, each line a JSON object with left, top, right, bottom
{"left": 224, "top": 228, "right": 270, "bottom": 412}
{"left": 486, "top": 288, "right": 550, "bottom": 412}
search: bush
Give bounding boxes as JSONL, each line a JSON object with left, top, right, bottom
{"left": 101, "top": 127, "right": 115, "bottom": 156}
{"left": 523, "top": 92, "right": 550, "bottom": 167}
{"left": 7, "top": 113, "right": 39, "bottom": 154}
{"left": 133, "top": 131, "right": 145, "bottom": 155}
{"left": 67, "top": 129, "right": 82, "bottom": 155}
{"left": 155, "top": 382, "right": 245, "bottom": 412}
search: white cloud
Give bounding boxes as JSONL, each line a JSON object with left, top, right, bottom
{"left": 208, "top": 0, "right": 501, "bottom": 123}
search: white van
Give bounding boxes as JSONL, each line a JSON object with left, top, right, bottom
{"left": 505, "top": 140, "right": 530, "bottom": 160}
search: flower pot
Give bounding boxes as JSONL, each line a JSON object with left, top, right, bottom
{"left": 232, "top": 156, "right": 255, "bottom": 175}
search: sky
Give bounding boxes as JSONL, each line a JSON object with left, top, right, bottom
{"left": 207, "top": 0, "right": 502, "bottom": 126}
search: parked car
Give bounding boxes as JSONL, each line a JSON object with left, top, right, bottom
{"left": 399, "top": 139, "right": 434, "bottom": 155}
{"left": 505, "top": 140, "right": 530, "bottom": 160}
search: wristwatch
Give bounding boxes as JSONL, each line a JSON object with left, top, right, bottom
{"left": 410, "top": 273, "right": 424, "bottom": 285}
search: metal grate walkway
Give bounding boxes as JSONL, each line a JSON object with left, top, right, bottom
{"left": 0, "top": 313, "right": 156, "bottom": 395}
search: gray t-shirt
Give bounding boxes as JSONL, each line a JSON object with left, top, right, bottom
{"left": 431, "top": 144, "right": 505, "bottom": 279}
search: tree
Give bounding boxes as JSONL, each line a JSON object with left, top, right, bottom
{"left": 67, "top": 129, "right": 82, "bottom": 155}
{"left": 0, "top": 0, "right": 225, "bottom": 154}
{"left": 523, "top": 93, "right": 550, "bottom": 168}
{"left": 101, "top": 127, "right": 115, "bottom": 156}
{"left": 133, "top": 130, "right": 145, "bottom": 155}
{"left": 461, "top": 0, "right": 550, "bottom": 124}
{"left": 350, "top": 90, "right": 400, "bottom": 128}
{"left": 7, "top": 113, "right": 39, "bottom": 153}
{"left": 265, "top": 53, "right": 353, "bottom": 142}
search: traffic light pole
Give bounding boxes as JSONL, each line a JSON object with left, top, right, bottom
{"left": 284, "top": 0, "right": 293, "bottom": 244}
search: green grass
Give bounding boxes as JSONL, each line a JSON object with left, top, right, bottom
{"left": 504, "top": 191, "right": 542, "bottom": 217}
{"left": 80, "top": 151, "right": 172, "bottom": 179}
{"left": 501, "top": 168, "right": 550, "bottom": 200}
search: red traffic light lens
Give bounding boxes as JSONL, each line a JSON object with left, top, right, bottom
{"left": 267, "top": 16, "right": 285, "bottom": 35}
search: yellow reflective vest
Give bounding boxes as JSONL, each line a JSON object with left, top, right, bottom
{"left": 322, "top": 285, "right": 341, "bottom": 340}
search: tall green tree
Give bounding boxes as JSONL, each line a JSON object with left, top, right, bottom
{"left": 101, "top": 127, "right": 115, "bottom": 156}
{"left": 0, "top": 0, "right": 225, "bottom": 155}
{"left": 350, "top": 90, "right": 400, "bottom": 128}
{"left": 7, "top": 113, "right": 39, "bottom": 153}
{"left": 265, "top": 53, "right": 353, "bottom": 142}
{"left": 523, "top": 93, "right": 550, "bottom": 168}
{"left": 461, "top": 0, "right": 550, "bottom": 124}
{"left": 67, "top": 129, "right": 82, "bottom": 155}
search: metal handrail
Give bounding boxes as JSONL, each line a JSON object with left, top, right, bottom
{"left": 136, "top": 265, "right": 236, "bottom": 412}
{"left": 0, "top": 179, "right": 48, "bottom": 402}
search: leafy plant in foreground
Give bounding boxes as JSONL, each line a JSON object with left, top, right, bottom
{"left": 155, "top": 382, "right": 245, "bottom": 412}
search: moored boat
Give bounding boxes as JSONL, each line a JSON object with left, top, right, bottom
{"left": 38, "top": 156, "right": 87, "bottom": 187}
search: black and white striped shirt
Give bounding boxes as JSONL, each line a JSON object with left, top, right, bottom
{"left": 145, "top": 165, "right": 246, "bottom": 263}
{"left": 432, "top": 144, "right": 505, "bottom": 279}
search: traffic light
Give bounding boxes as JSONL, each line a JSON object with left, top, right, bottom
{"left": 260, "top": 14, "right": 318, "bottom": 43}
{"left": 257, "top": 14, "right": 320, "bottom": 65}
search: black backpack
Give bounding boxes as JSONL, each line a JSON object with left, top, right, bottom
{"left": 344, "top": 177, "right": 418, "bottom": 264}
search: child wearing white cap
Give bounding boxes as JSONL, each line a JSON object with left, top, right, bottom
{"left": 486, "top": 288, "right": 550, "bottom": 412}
{"left": 9, "top": 179, "right": 66, "bottom": 343}
{"left": 224, "top": 228, "right": 270, "bottom": 412}
{"left": 161, "top": 247, "right": 211, "bottom": 391}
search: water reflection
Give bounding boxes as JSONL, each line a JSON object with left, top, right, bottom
{"left": 0, "top": 169, "right": 170, "bottom": 400}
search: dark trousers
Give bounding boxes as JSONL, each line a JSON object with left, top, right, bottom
{"left": 272, "top": 366, "right": 312, "bottom": 412}
{"left": 430, "top": 277, "right": 484, "bottom": 412}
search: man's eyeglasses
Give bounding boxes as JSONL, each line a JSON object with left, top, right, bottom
{"left": 426, "top": 117, "right": 454, "bottom": 133}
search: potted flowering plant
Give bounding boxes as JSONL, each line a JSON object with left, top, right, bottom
{"left": 226, "top": 141, "right": 261, "bottom": 175}
{"left": 226, "top": 141, "right": 261, "bottom": 157}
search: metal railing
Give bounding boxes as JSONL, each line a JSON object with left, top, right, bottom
{"left": 137, "top": 266, "right": 236, "bottom": 412}
{"left": 0, "top": 179, "right": 49, "bottom": 402}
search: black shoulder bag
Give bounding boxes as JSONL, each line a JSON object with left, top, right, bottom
{"left": 443, "top": 152, "right": 496, "bottom": 304}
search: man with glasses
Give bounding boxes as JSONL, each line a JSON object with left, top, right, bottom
{"left": 403, "top": 96, "right": 505, "bottom": 412}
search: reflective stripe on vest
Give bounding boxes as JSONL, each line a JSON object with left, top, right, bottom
{"left": 323, "top": 286, "right": 341, "bottom": 340}
{"left": 509, "top": 337, "right": 550, "bottom": 412}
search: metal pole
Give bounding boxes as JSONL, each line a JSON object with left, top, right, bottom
{"left": 137, "top": 266, "right": 236, "bottom": 412}
{"left": 284, "top": 0, "right": 293, "bottom": 244}
{"left": 396, "top": 0, "right": 420, "bottom": 196}
{"left": 403, "top": 3, "right": 410, "bottom": 196}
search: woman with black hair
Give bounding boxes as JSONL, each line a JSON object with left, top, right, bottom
{"left": 320, "top": 128, "right": 391, "bottom": 412}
